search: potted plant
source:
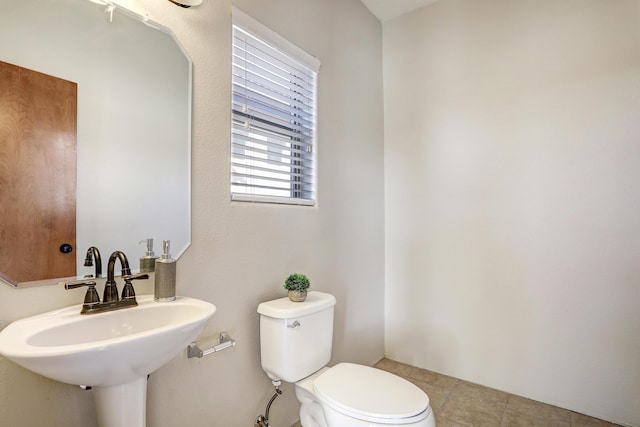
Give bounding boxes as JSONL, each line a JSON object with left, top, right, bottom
{"left": 284, "top": 273, "right": 310, "bottom": 302}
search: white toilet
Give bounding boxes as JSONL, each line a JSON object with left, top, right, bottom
{"left": 257, "top": 291, "right": 436, "bottom": 427}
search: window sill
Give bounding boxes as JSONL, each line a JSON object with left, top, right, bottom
{"left": 231, "top": 194, "right": 315, "bottom": 207}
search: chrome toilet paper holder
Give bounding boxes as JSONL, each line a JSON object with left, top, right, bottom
{"left": 187, "top": 332, "right": 236, "bottom": 359}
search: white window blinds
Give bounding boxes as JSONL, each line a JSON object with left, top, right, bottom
{"left": 231, "top": 9, "right": 320, "bottom": 205}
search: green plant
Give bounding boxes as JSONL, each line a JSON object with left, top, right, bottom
{"left": 284, "top": 273, "right": 310, "bottom": 292}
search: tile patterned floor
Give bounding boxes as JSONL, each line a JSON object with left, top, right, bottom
{"left": 291, "top": 358, "right": 622, "bottom": 427}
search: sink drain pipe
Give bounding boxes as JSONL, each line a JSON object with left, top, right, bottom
{"left": 254, "top": 380, "right": 282, "bottom": 427}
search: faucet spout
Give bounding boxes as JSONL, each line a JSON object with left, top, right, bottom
{"left": 104, "top": 251, "right": 132, "bottom": 303}
{"left": 83, "top": 246, "right": 102, "bottom": 278}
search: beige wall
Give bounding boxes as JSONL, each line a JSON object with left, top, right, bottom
{"left": 384, "top": 0, "right": 640, "bottom": 425}
{"left": 0, "top": 0, "right": 384, "bottom": 426}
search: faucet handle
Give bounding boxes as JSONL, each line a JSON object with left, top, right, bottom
{"left": 123, "top": 273, "right": 150, "bottom": 281}
{"left": 120, "top": 273, "right": 149, "bottom": 300}
{"left": 65, "top": 281, "right": 100, "bottom": 306}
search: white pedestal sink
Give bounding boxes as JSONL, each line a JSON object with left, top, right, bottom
{"left": 0, "top": 295, "right": 216, "bottom": 427}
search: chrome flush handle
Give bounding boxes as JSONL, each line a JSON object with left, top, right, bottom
{"left": 287, "top": 321, "right": 301, "bottom": 329}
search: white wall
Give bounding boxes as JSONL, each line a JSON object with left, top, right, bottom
{"left": 0, "top": 0, "right": 384, "bottom": 426}
{"left": 384, "top": 0, "right": 640, "bottom": 425}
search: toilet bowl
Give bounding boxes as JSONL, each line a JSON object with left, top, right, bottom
{"left": 257, "top": 292, "right": 436, "bottom": 427}
{"left": 295, "top": 364, "right": 435, "bottom": 427}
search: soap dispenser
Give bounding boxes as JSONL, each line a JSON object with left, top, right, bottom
{"left": 154, "top": 240, "right": 176, "bottom": 301}
{"left": 139, "top": 238, "right": 159, "bottom": 273}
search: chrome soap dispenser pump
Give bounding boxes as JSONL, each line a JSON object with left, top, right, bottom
{"left": 139, "top": 238, "right": 159, "bottom": 273}
{"left": 154, "top": 240, "right": 176, "bottom": 301}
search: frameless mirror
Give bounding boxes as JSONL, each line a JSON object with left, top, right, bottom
{"left": 0, "top": 0, "right": 191, "bottom": 287}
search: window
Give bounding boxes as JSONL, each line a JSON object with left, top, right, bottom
{"left": 231, "top": 9, "right": 320, "bottom": 206}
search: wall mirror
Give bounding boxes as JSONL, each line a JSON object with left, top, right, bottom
{"left": 0, "top": 0, "right": 192, "bottom": 287}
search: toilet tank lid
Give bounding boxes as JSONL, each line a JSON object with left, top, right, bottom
{"left": 257, "top": 291, "right": 336, "bottom": 319}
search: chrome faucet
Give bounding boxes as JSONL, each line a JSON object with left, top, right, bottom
{"left": 83, "top": 246, "right": 102, "bottom": 278}
{"left": 66, "top": 250, "right": 148, "bottom": 315}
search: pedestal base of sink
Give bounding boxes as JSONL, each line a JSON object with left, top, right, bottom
{"left": 93, "top": 377, "right": 147, "bottom": 427}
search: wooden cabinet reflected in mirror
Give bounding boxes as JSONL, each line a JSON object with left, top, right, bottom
{"left": 0, "top": 61, "right": 77, "bottom": 284}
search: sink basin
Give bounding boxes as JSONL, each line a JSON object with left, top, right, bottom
{"left": 0, "top": 295, "right": 216, "bottom": 427}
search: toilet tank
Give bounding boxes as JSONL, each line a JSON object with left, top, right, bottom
{"left": 257, "top": 291, "right": 336, "bottom": 383}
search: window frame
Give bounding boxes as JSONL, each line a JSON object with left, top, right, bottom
{"left": 231, "top": 7, "right": 320, "bottom": 206}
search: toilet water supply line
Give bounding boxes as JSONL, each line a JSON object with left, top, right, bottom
{"left": 255, "top": 380, "right": 282, "bottom": 427}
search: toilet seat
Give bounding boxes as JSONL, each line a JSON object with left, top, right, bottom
{"left": 313, "top": 363, "right": 430, "bottom": 424}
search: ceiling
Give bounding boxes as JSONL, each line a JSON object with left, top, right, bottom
{"left": 360, "top": 0, "right": 440, "bottom": 22}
